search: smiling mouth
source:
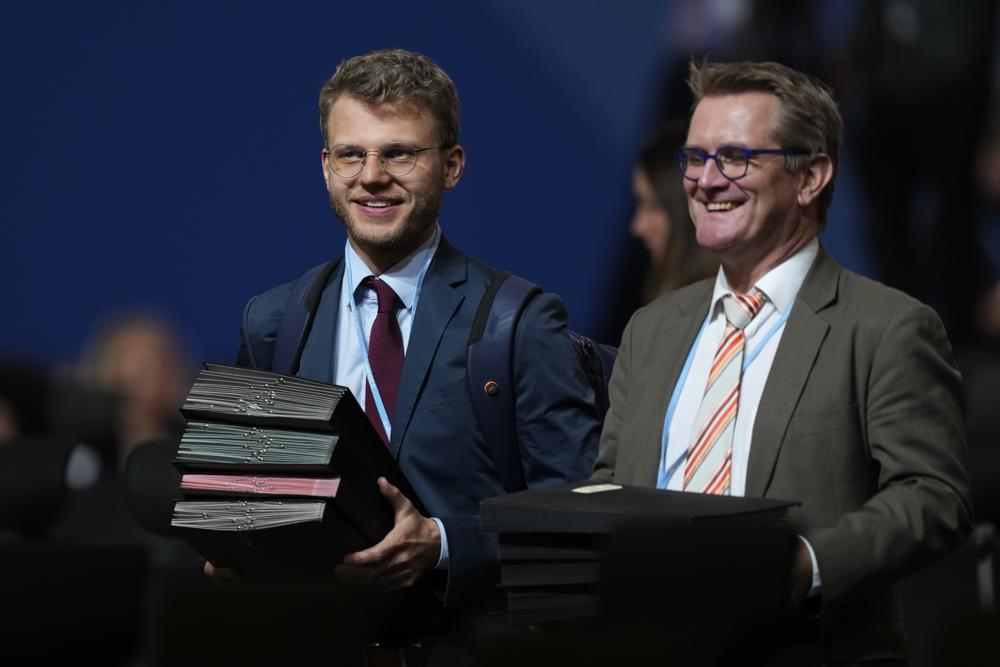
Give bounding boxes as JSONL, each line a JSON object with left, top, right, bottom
{"left": 354, "top": 197, "right": 404, "bottom": 209}
{"left": 706, "top": 201, "right": 739, "bottom": 212}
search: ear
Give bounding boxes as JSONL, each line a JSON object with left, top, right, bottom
{"left": 797, "top": 153, "right": 833, "bottom": 208}
{"left": 442, "top": 145, "right": 466, "bottom": 189}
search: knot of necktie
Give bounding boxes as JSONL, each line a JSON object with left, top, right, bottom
{"left": 721, "top": 289, "right": 767, "bottom": 330}
{"left": 363, "top": 276, "right": 402, "bottom": 314}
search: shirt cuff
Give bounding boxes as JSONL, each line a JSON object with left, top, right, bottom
{"left": 431, "top": 517, "right": 449, "bottom": 570}
{"left": 797, "top": 535, "right": 822, "bottom": 597}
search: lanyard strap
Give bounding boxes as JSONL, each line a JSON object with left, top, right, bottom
{"left": 344, "top": 233, "right": 436, "bottom": 441}
{"left": 657, "top": 298, "right": 795, "bottom": 489}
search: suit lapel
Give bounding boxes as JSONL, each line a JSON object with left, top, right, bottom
{"left": 297, "top": 260, "right": 345, "bottom": 384}
{"left": 627, "top": 282, "right": 713, "bottom": 487}
{"left": 388, "top": 238, "right": 466, "bottom": 459}
{"left": 745, "top": 247, "right": 839, "bottom": 497}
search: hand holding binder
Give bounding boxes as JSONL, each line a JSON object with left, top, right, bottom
{"left": 335, "top": 477, "right": 442, "bottom": 590}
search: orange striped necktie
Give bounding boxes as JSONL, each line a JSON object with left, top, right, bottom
{"left": 683, "top": 289, "right": 767, "bottom": 495}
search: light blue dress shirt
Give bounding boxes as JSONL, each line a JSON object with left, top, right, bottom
{"left": 332, "top": 224, "right": 451, "bottom": 569}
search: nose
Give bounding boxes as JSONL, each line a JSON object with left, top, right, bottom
{"left": 358, "top": 151, "right": 391, "bottom": 186}
{"left": 697, "top": 155, "right": 730, "bottom": 190}
{"left": 629, "top": 210, "right": 647, "bottom": 239}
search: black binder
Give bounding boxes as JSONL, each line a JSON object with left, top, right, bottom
{"left": 481, "top": 481, "right": 799, "bottom": 626}
{"left": 172, "top": 499, "right": 371, "bottom": 581}
{"left": 177, "top": 363, "right": 424, "bottom": 512}
{"left": 170, "top": 363, "right": 423, "bottom": 581}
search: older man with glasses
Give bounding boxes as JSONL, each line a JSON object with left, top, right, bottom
{"left": 593, "top": 60, "right": 972, "bottom": 665}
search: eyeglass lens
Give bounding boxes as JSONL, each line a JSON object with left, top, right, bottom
{"left": 329, "top": 144, "right": 419, "bottom": 178}
{"left": 678, "top": 148, "right": 750, "bottom": 180}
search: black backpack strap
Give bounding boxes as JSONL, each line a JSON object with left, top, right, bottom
{"left": 467, "top": 272, "right": 541, "bottom": 493}
{"left": 272, "top": 256, "right": 343, "bottom": 375}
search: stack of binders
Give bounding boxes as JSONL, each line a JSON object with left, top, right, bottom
{"left": 170, "top": 363, "right": 422, "bottom": 581}
{"left": 480, "top": 481, "right": 798, "bottom": 624}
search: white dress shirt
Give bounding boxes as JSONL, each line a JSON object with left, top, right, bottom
{"left": 661, "top": 238, "right": 821, "bottom": 592}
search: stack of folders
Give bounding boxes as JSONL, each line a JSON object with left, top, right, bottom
{"left": 170, "top": 363, "right": 422, "bottom": 581}
{"left": 480, "top": 481, "right": 798, "bottom": 624}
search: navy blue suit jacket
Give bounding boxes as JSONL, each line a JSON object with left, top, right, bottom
{"left": 236, "top": 237, "right": 601, "bottom": 604}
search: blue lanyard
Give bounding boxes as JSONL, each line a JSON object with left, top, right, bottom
{"left": 657, "top": 298, "right": 794, "bottom": 489}
{"left": 344, "top": 234, "right": 436, "bottom": 442}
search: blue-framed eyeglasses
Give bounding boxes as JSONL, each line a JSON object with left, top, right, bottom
{"left": 673, "top": 146, "right": 809, "bottom": 182}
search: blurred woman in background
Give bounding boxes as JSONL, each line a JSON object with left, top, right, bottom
{"left": 630, "top": 119, "right": 717, "bottom": 304}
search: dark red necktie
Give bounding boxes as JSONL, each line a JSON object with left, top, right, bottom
{"left": 362, "top": 276, "right": 404, "bottom": 446}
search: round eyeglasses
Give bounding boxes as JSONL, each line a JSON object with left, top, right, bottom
{"left": 324, "top": 143, "right": 445, "bottom": 178}
{"left": 673, "top": 146, "right": 809, "bottom": 182}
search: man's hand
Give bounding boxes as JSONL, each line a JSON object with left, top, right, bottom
{"left": 203, "top": 561, "right": 241, "bottom": 583}
{"left": 335, "top": 477, "right": 441, "bottom": 590}
{"left": 787, "top": 539, "right": 813, "bottom": 610}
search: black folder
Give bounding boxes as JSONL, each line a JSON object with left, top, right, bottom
{"left": 503, "top": 585, "right": 601, "bottom": 624}
{"left": 498, "top": 533, "right": 605, "bottom": 561}
{"left": 481, "top": 481, "right": 797, "bottom": 534}
{"left": 482, "top": 482, "right": 798, "bottom": 627}
{"left": 500, "top": 560, "right": 602, "bottom": 587}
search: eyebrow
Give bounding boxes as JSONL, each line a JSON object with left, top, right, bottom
{"left": 331, "top": 139, "right": 422, "bottom": 147}
{"left": 682, "top": 143, "right": 753, "bottom": 150}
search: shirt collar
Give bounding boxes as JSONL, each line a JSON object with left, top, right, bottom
{"left": 709, "top": 237, "right": 819, "bottom": 317}
{"left": 345, "top": 223, "right": 441, "bottom": 311}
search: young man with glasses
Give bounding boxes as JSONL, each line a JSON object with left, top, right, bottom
{"left": 592, "top": 60, "right": 972, "bottom": 664}
{"left": 225, "top": 49, "right": 601, "bottom": 661}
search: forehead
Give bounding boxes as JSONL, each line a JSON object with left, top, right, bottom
{"left": 326, "top": 94, "right": 438, "bottom": 144}
{"left": 686, "top": 92, "right": 781, "bottom": 148}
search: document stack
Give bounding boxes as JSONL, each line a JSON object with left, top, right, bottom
{"left": 170, "top": 363, "right": 421, "bottom": 581}
{"left": 480, "top": 481, "right": 797, "bottom": 624}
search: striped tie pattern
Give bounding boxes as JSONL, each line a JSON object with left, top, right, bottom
{"left": 683, "top": 289, "right": 767, "bottom": 495}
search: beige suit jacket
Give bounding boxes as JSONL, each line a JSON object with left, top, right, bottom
{"left": 593, "top": 247, "right": 973, "bottom": 662}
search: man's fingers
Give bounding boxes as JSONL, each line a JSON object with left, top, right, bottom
{"left": 377, "top": 476, "right": 411, "bottom": 513}
{"left": 341, "top": 523, "right": 402, "bottom": 565}
{"left": 336, "top": 563, "right": 381, "bottom": 583}
{"left": 203, "top": 561, "right": 240, "bottom": 583}
{"left": 336, "top": 560, "right": 417, "bottom": 590}
{"left": 342, "top": 542, "right": 389, "bottom": 566}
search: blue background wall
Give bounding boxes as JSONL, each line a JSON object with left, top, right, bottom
{"left": 1, "top": 1, "right": 868, "bottom": 366}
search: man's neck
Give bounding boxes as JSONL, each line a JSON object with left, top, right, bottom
{"left": 352, "top": 245, "right": 410, "bottom": 275}
{"left": 721, "top": 227, "right": 818, "bottom": 294}
{"left": 349, "top": 227, "right": 435, "bottom": 276}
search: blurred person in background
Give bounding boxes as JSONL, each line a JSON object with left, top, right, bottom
{"left": 846, "top": 0, "right": 998, "bottom": 346}
{"left": 77, "top": 310, "right": 193, "bottom": 461}
{"left": 630, "top": 119, "right": 718, "bottom": 305}
{"left": 47, "top": 309, "right": 196, "bottom": 545}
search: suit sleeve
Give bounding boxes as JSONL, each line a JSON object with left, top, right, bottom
{"left": 234, "top": 282, "right": 293, "bottom": 370}
{"left": 436, "top": 292, "right": 603, "bottom": 605}
{"left": 591, "top": 310, "right": 638, "bottom": 483}
{"left": 805, "top": 303, "right": 973, "bottom": 611}
{"left": 512, "top": 292, "right": 603, "bottom": 485}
